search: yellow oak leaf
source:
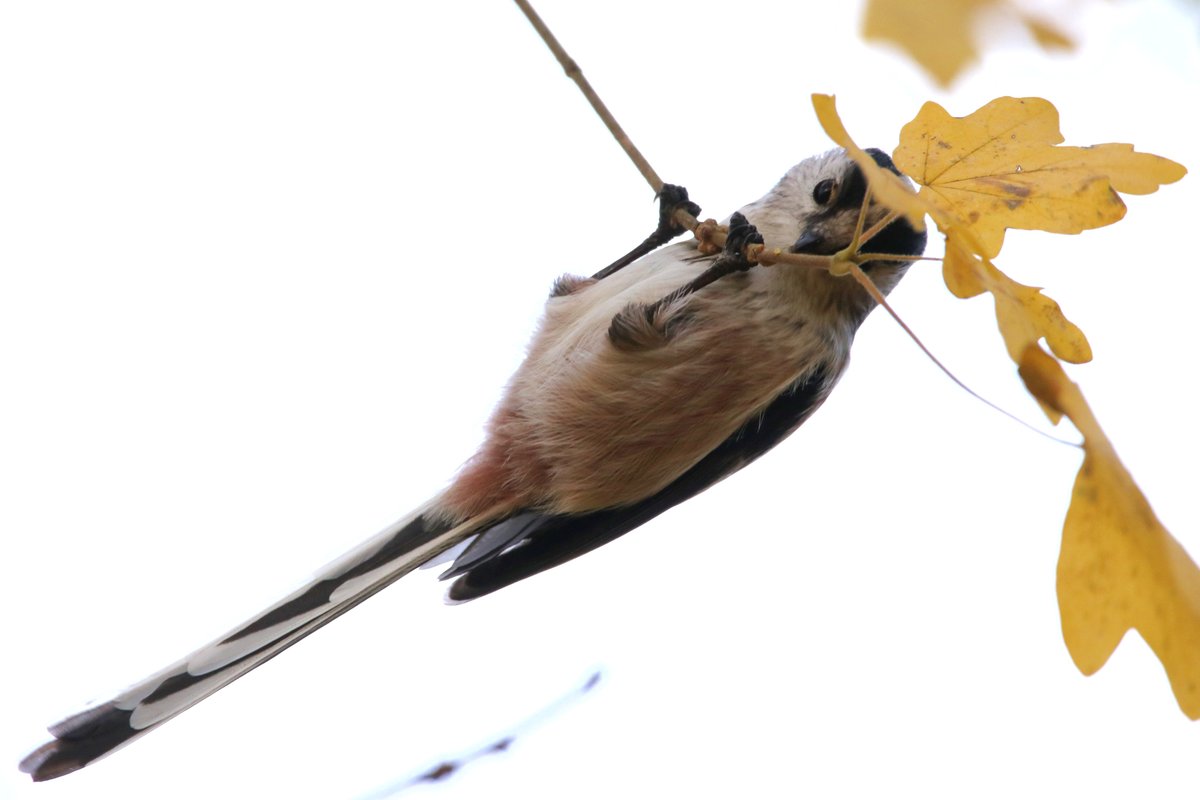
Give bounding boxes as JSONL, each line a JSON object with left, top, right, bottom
{"left": 1044, "top": 143, "right": 1190, "bottom": 196}
{"left": 1019, "top": 346, "right": 1200, "bottom": 720}
{"left": 861, "top": 0, "right": 1075, "bottom": 87}
{"left": 944, "top": 230, "right": 1091, "bottom": 367}
{"left": 893, "top": 97, "right": 1186, "bottom": 258}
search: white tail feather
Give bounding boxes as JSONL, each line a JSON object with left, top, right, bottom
{"left": 20, "top": 504, "right": 505, "bottom": 781}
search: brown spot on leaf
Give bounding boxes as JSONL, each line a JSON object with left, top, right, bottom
{"left": 974, "top": 175, "right": 1032, "bottom": 197}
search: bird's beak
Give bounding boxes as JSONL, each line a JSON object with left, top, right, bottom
{"left": 790, "top": 230, "right": 826, "bottom": 254}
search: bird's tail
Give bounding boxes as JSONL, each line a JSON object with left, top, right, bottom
{"left": 19, "top": 503, "right": 499, "bottom": 781}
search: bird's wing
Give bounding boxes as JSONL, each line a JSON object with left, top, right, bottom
{"left": 442, "top": 361, "right": 837, "bottom": 601}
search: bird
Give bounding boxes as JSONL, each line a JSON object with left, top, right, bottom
{"left": 19, "top": 146, "right": 927, "bottom": 781}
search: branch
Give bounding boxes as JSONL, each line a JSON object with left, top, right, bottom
{"left": 513, "top": 0, "right": 663, "bottom": 194}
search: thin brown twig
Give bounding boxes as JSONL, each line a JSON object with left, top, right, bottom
{"left": 753, "top": 248, "right": 830, "bottom": 270}
{"left": 512, "top": 0, "right": 663, "bottom": 194}
{"left": 672, "top": 207, "right": 702, "bottom": 234}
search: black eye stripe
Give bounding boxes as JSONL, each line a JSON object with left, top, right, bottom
{"left": 838, "top": 149, "right": 905, "bottom": 211}
{"left": 837, "top": 164, "right": 868, "bottom": 210}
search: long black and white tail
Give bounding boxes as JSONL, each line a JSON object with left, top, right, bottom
{"left": 19, "top": 505, "right": 491, "bottom": 781}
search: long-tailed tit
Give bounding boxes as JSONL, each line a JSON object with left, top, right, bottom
{"left": 20, "top": 147, "right": 927, "bottom": 780}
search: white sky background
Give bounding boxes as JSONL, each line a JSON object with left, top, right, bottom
{"left": 2, "top": 1, "right": 1199, "bottom": 797}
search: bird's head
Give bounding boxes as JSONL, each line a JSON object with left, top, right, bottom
{"left": 742, "top": 147, "right": 927, "bottom": 298}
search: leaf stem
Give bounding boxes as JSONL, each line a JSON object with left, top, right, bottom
{"left": 846, "top": 262, "right": 1081, "bottom": 448}
{"left": 853, "top": 253, "right": 937, "bottom": 264}
{"left": 850, "top": 186, "right": 873, "bottom": 251}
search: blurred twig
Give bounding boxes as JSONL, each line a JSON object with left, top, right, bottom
{"left": 355, "top": 670, "right": 603, "bottom": 799}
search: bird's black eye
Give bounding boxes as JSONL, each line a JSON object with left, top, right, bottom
{"left": 812, "top": 178, "right": 836, "bottom": 205}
